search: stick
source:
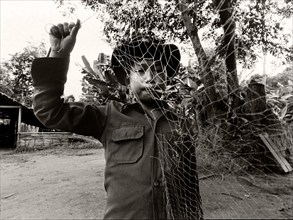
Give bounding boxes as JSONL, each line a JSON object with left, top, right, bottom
{"left": 199, "top": 173, "right": 216, "bottom": 180}
{"left": 2, "top": 193, "right": 16, "bottom": 199}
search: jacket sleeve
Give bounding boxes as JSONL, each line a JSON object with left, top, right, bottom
{"left": 31, "top": 57, "right": 107, "bottom": 140}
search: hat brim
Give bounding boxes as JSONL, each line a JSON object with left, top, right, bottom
{"left": 111, "top": 41, "right": 181, "bottom": 86}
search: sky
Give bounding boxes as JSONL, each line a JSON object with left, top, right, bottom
{"left": 1, "top": 0, "right": 292, "bottom": 99}
{"left": 0, "top": 0, "right": 112, "bottom": 98}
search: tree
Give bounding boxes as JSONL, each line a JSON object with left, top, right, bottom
{"left": 0, "top": 68, "right": 13, "bottom": 96}
{"left": 54, "top": 0, "right": 293, "bottom": 173}
{"left": 55, "top": 0, "right": 292, "bottom": 121}
{"left": 0, "top": 42, "right": 47, "bottom": 107}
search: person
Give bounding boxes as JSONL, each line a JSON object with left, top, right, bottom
{"left": 64, "top": 94, "right": 75, "bottom": 103}
{"left": 31, "top": 19, "right": 203, "bottom": 219}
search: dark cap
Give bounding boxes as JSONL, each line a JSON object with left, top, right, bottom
{"left": 111, "top": 35, "right": 181, "bottom": 85}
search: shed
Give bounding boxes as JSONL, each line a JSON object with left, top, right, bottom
{"left": 0, "top": 92, "right": 45, "bottom": 149}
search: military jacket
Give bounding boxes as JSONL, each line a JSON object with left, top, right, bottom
{"left": 31, "top": 57, "right": 203, "bottom": 219}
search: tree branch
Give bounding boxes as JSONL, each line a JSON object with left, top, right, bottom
{"left": 177, "top": 0, "right": 218, "bottom": 105}
{"left": 214, "top": 0, "right": 240, "bottom": 109}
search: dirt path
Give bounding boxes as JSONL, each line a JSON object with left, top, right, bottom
{"left": 1, "top": 147, "right": 292, "bottom": 219}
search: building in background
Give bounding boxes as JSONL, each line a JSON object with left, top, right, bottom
{"left": 0, "top": 92, "right": 45, "bottom": 149}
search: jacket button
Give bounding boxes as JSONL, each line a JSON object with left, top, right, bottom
{"left": 154, "top": 181, "right": 160, "bottom": 187}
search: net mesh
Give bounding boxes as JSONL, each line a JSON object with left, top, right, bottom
{"left": 78, "top": 0, "right": 293, "bottom": 219}
{"left": 158, "top": 130, "right": 202, "bottom": 219}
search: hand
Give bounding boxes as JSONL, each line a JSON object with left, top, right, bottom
{"left": 49, "top": 19, "right": 81, "bottom": 57}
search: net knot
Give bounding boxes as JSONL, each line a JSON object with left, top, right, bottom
{"left": 118, "top": 31, "right": 165, "bottom": 47}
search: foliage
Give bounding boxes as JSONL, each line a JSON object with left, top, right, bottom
{"left": 78, "top": 54, "right": 132, "bottom": 105}
{"left": 266, "top": 67, "right": 293, "bottom": 123}
{"left": 234, "top": 0, "right": 293, "bottom": 68}
{"left": 57, "top": 0, "right": 293, "bottom": 171}
{"left": 55, "top": 0, "right": 293, "bottom": 122}
{"left": 72, "top": 0, "right": 293, "bottom": 67}
{"left": 54, "top": 0, "right": 293, "bottom": 119}
{"left": 0, "top": 42, "right": 47, "bottom": 107}
{"left": 0, "top": 68, "right": 13, "bottom": 96}
{"left": 241, "top": 68, "right": 293, "bottom": 124}
{"left": 78, "top": 51, "right": 219, "bottom": 128}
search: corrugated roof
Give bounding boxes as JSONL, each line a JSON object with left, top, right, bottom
{"left": 0, "top": 92, "right": 46, "bottom": 128}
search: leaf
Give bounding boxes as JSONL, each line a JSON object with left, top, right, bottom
{"left": 93, "top": 60, "right": 106, "bottom": 80}
{"left": 81, "top": 68, "right": 89, "bottom": 74}
{"left": 185, "top": 78, "right": 198, "bottom": 89}
{"left": 85, "top": 77, "right": 109, "bottom": 87}
{"left": 280, "top": 104, "right": 288, "bottom": 120}
{"left": 181, "top": 97, "right": 194, "bottom": 108}
{"left": 81, "top": 55, "right": 98, "bottom": 78}
{"left": 85, "top": 77, "right": 110, "bottom": 95}
{"left": 280, "top": 94, "right": 293, "bottom": 102}
{"left": 104, "top": 70, "right": 118, "bottom": 87}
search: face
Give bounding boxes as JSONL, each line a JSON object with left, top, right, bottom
{"left": 67, "top": 97, "right": 74, "bottom": 102}
{"left": 129, "top": 58, "right": 167, "bottom": 104}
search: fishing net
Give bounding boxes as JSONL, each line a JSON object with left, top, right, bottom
{"left": 79, "top": 0, "right": 293, "bottom": 219}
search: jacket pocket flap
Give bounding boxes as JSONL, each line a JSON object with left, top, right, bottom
{"left": 112, "top": 126, "right": 143, "bottom": 141}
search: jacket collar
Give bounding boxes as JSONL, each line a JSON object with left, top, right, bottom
{"left": 121, "top": 100, "right": 177, "bottom": 121}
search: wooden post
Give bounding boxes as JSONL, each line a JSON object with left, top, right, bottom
{"left": 245, "top": 82, "right": 266, "bottom": 114}
{"left": 259, "top": 133, "right": 292, "bottom": 173}
{"left": 18, "top": 107, "right": 22, "bottom": 132}
{"left": 17, "top": 107, "right": 22, "bottom": 148}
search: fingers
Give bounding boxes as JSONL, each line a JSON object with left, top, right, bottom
{"left": 50, "top": 20, "right": 80, "bottom": 39}
{"left": 70, "top": 19, "right": 81, "bottom": 37}
{"left": 68, "top": 22, "right": 75, "bottom": 30}
{"left": 57, "top": 23, "right": 64, "bottom": 37}
{"left": 63, "top": 22, "right": 70, "bottom": 37}
{"left": 50, "top": 25, "right": 62, "bottom": 39}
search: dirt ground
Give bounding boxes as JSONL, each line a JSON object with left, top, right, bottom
{"left": 1, "top": 147, "right": 292, "bottom": 219}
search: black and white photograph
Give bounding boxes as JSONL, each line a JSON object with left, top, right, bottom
{"left": 1, "top": 0, "right": 292, "bottom": 219}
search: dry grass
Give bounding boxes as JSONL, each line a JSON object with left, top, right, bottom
{"left": 196, "top": 121, "right": 293, "bottom": 174}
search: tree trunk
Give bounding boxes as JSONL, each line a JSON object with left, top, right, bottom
{"left": 177, "top": 0, "right": 220, "bottom": 119}
{"left": 213, "top": 0, "right": 241, "bottom": 109}
{"left": 244, "top": 82, "right": 267, "bottom": 124}
{"left": 242, "top": 81, "right": 282, "bottom": 133}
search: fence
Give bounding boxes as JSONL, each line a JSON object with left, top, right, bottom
{"left": 17, "top": 124, "right": 102, "bottom": 151}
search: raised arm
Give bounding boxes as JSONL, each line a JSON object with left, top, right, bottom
{"left": 31, "top": 20, "right": 107, "bottom": 140}
{"left": 48, "top": 19, "right": 80, "bottom": 58}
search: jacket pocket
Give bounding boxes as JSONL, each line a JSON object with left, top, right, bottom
{"left": 112, "top": 126, "right": 144, "bottom": 164}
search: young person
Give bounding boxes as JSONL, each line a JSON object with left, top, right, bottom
{"left": 31, "top": 19, "right": 203, "bottom": 219}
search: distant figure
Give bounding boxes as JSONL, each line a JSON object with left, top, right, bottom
{"left": 64, "top": 95, "right": 75, "bottom": 103}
